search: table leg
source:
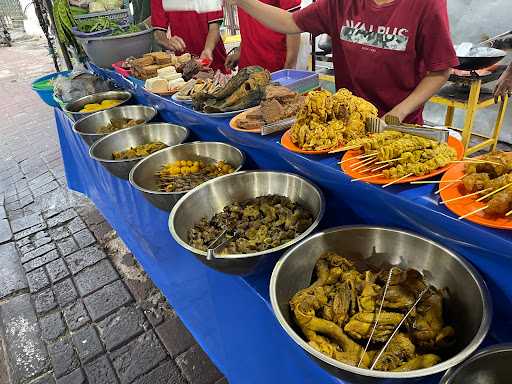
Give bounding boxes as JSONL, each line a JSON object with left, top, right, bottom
{"left": 491, "top": 94, "right": 509, "bottom": 151}
{"left": 445, "top": 105, "right": 455, "bottom": 127}
{"left": 461, "top": 80, "right": 481, "bottom": 152}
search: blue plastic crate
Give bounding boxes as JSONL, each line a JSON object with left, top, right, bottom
{"left": 31, "top": 71, "right": 71, "bottom": 108}
{"left": 271, "top": 69, "right": 319, "bottom": 94}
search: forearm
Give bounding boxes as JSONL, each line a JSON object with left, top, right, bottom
{"left": 285, "top": 34, "right": 300, "bottom": 68}
{"left": 204, "top": 23, "right": 221, "bottom": 53}
{"left": 392, "top": 70, "right": 450, "bottom": 120}
{"left": 237, "top": 0, "right": 302, "bottom": 34}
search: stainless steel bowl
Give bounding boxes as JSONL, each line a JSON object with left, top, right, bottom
{"left": 64, "top": 90, "right": 132, "bottom": 121}
{"left": 130, "top": 142, "right": 245, "bottom": 212}
{"left": 440, "top": 343, "right": 512, "bottom": 384}
{"left": 89, "top": 123, "right": 189, "bottom": 179}
{"left": 72, "top": 105, "right": 157, "bottom": 146}
{"left": 270, "top": 226, "right": 492, "bottom": 383}
{"left": 168, "top": 171, "right": 325, "bottom": 275}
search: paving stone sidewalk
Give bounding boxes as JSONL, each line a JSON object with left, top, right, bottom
{"left": 0, "top": 38, "right": 226, "bottom": 384}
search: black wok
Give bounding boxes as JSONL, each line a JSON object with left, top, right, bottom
{"left": 456, "top": 52, "right": 506, "bottom": 71}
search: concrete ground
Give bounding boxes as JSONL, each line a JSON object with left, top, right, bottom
{"left": 0, "top": 37, "right": 226, "bottom": 384}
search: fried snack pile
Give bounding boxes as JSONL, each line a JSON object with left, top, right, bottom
{"left": 112, "top": 142, "right": 167, "bottom": 160}
{"left": 290, "top": 253, "right": 455, "bottom": 371}
{"left": 462, "top": 151, "right": 512, "bottom": 216}
{"left": 290, "top": 89, "right": 378, "bottom": 151}
{"left": 155, "top": 159, "right": 234, "bottom": 192}
{"left": 188, "top": 195, "right": 314, "bottom": 254}
{"left": 346, "top": 131, "right": 457, "bottom": 179}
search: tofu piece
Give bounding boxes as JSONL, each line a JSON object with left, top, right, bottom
{"left": 145, "top": 77, "right": 169, "bottom": 93}
{"left": 159, "top": 72, "right": 182, "bottom": 81}
{"left": 157, "top": 66, "right": 176, "bottom": 77}
{"left": 168, "top": 77, "right": 185, "bottom": 89}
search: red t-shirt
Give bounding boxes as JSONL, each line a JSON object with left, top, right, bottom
{"left": 238, "top": 0, "right": 301, "bottom": 72}
{"left": 293, "top": 0, "right": 459, "bottom": 124}
{"left": 151, "top": 1, "right": 228, "bottom": 72}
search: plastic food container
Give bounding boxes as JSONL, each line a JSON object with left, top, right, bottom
{"left": 77, "top": 28, "right": 153, "bottom": 68}
{"left": 271, "top": 69, "right": 319, "bottom": 94}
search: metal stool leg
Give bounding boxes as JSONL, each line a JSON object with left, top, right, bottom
{"left": 445, "top": 105, "right": 455, "bottom": 127}
{"left": 491, "top": 94, "right": 509, "bottom": 152}
{"left": 461, "top": 80, "right": 482, "bottom": 153}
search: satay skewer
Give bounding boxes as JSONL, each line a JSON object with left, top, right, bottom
{"left": 458, "top": 206, "right": 488, "bottom": 220}
{"left": 382, "top": 173, "right": 414, "bottom": 188}
{"left": 440, "top": 188, "right": 493, "bottom": 204}
{"left": 463, "top": 157, "right": 503, "bottom": 166}
{"left": 476, "top": 182, "right": 512, "bottom": 202}
{"left": 506, "top": 209, "right": 512, "bottom": 217}
{"left": 451, "top": 160, "right": 503, "bottom": 166}
{"left": 329, "top": 144, "right": 362, "bottom": 154}
{"left": 370, "top": 164, "right": 391, "bottom": 173}
{"left": 435, "top": 176, "right": 464, "bottom": 195}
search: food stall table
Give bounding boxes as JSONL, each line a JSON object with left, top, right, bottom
{"left": 52, "top": 67, "right": 512, "bottom": 383}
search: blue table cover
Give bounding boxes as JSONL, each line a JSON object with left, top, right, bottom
{"left": 53, "top": 66, "right": 512, "bottom": 383}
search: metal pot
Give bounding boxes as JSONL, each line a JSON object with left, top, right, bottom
{"left": 270, "top": 226, "right": 492, "bottom": 383}
{"left": 129, "top": 142, "right": 245, "bottom": 212}
{"left": 72, "top": 105, "right": 157, "bottom": 146}
{"left": 168, "top": 171, "right": 325, "bottom": 275}
{"left": 89, "top": 123, "right": 189, "bottom": 179}
{"left": 64, "top": 90, "right": 132, "bottom": 121}
{"left": 440, "top": 343, "right": 512, "bottom": 384}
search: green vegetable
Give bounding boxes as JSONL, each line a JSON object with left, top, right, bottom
{"left": 69, "top": 6, "right": 88, "bottom": 16}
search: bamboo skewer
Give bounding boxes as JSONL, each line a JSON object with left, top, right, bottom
{"left": 476, "top": 183, "right": 512, "bottom": 202}
{"left": 375, "top": 158, "right": 399, "bottom": 165}
{"left": 462, "top": 157, "right": 503, "bottom": 166}
{"left": 338, "top": 157, "right": 356, "bottom": 165}
{"left": 370, "top": 164, "right": 391, "bottom": 173}
{"left": 451, "top": 160, "right": 502, "bottom": 166}
{"left": 458, "top": 206, "right": 488, "bottom": 220}
{"left": 435, "top": 176, "right": 464, "bottom": 195}
{"left": 351, "top": 173, "right": 384, "bottom": 182}
{"left": 506, "top": 210, "right": 512, "bottom": 217}
{"left": 351, "top": 158, "right": 377, "bottom": 171}
{"left": 440, "top": 188, "right": 493, "bottom": 204}
{"left": 329, "top": 144, "right": 361, "bottom": 154}
{"left": 382, "top": 173, "right": 414, "bottom": 188}
{"left": 357, "top": 153, "right": 377, "bottom": 160}
{"left": 410, "top": 180, "right": 463, "bottom": 185}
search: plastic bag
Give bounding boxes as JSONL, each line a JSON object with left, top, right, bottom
{"left": 296, "top": 33, "right": 311, "bottom": 71}
{"left": 162, "top": 0, "right": 222, "bottom": 13}
{"left": 53, "top": 68, "right": 115, "bottom": 103}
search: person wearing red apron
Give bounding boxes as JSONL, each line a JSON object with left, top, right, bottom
{"left": 151, "top": 0, "right": 228, "bottom": 72}
{"left": 226, "top": 0, "right": 301, "bottom": 73}
{"left": 226, "top": 0, "right": 459, "bottom": 124}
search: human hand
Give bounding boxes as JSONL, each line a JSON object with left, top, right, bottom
{"left": 494, "top": 67, "right": 512, "bottom": 103}
{"left": 225, "top": 49, "right": 240, "bottom": 70}
{"left": 383, "top": 107, "right": 406, "bottom": 124}
{"left": 165, "top": 36, "right": 186, "bottom": 53}
{"left": 200, "top": 48, "right": 213, "bottom": 62}
{"left": 223, "top": 0, "right": 239, "bottom": 6}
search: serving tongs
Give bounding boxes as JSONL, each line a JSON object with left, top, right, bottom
{"left": 206, "top": 229, "right": 239, "bottom": 260}
{"left": 366, "top": 116, "right": 449, "bottom": 143}
{"left": 358, "top": 267, "right": 430, "bottom": 370}
{"left": 261, "top": 117, "right": 296, "bottom": 136}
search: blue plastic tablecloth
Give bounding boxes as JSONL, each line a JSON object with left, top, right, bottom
{"left": 53, "top": 66, "right": 512, "bottom": 383}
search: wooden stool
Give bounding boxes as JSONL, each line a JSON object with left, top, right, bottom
{"left": 429, "top": 70, "right": 509, "bottom": 156}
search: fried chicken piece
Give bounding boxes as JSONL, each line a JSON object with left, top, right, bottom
{"left": 392, "top": 354, "right": 441, "bottom": 372}
{"left": 344, "top": 312, "right": 404, "bottom": 342}
{"left": 373, "top": 333, "right": 416, "bottom": 371}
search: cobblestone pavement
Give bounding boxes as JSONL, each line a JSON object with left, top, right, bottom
{"left": 0, "top": 38, "right": 225, "bottom": 384}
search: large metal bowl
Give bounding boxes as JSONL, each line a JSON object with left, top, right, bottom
{"left": 270, "top": 226, "right": 492, "bottom": 383}
{"left": 440, "top": 343, "right": 512, "bottom": 384}
{"left": 129, "top": 142, "right": 245, "bottom": 212}
{"left": 64, "top": 90, "right": 132, "bottom": 121}
{"left": 168, "top": 171, "right": 325, "bottom": 275}
{"left": 72, "top": 105, "right": 157, "bottom": 146}
{"left": 89, "top": 123, "right": 189, "bottom": 179}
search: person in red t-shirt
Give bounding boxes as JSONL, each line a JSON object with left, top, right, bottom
{"left": 225, "top": 0, "right": 459, "bottom": 124}
{"left": 225, "top": 0, "right": 301, "bottom": 73}
{"left": 151, "top": 0, "right": 228, "bottom": 72}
